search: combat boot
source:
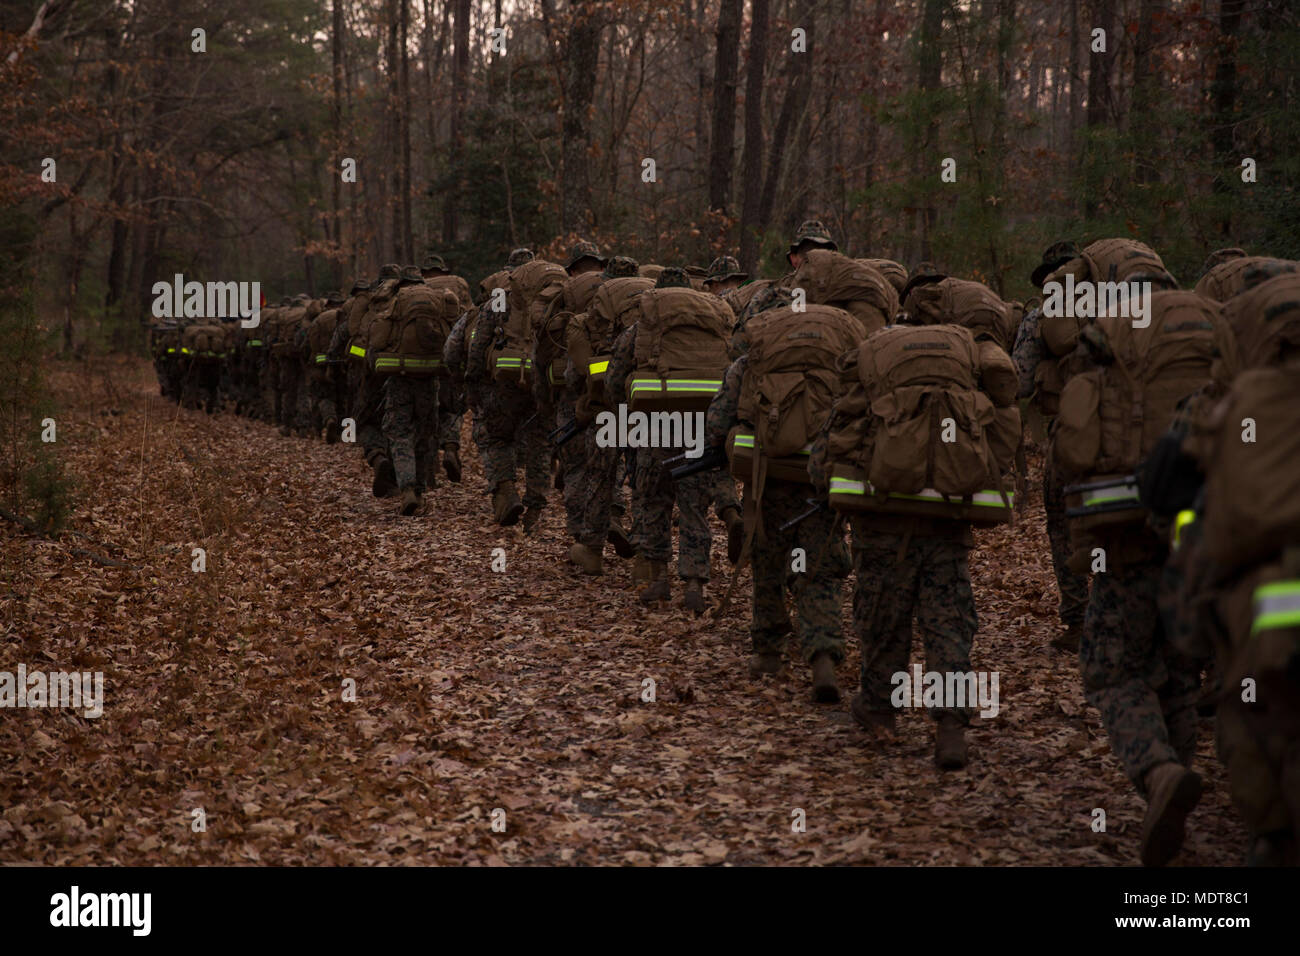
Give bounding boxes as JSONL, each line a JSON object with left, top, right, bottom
{"left": 721, "top": 506, "right": 745, "bottom": 565}
{"left": 810, "top": 652, "right": 841, "bottom": 704}
{"left": 639, "top": 561, "right": 670, "bottom": 605}
{"left": 1051, "top": 622, "right": 1081, "bottom": 653}
{"left": 1141, "top": 762, "right": 1202, "bottom": 867}
{"left": 607, "top": 521, "right": 636, "bottom": 558}
{"left": 631, "top": 555, "right": 651, "bottom": 587}
{"left": 371, "top": 457, "right": 398, "bottom": 498}
{"left": 748, "top": 652, "right": 782, "bottom": 676}
{"left": 935, "top": 715, "right": 969, "bottom": 770}
{"left": 850, "top": 692, "right": 897, "bottom": 738}
{"left": 492, "top": 482, "right": 525, "bottom": 526}
{"left": 568, "top": 542, "right": 603, "bottom": 575}
{"left": 442, "top": 446, "right": 462, "bottom": 483}
{"left": 522, "top": 506, "right": 543, "bottom": 535}
{"left": 399, "top": 486, "right": 420, "bottom": 516}
{"left": 683, "top": 579, "right": 706, "bottom": 615}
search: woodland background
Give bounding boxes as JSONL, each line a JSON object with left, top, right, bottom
{"left": 1, "top": 0, "right": 1297, "bottom": 347}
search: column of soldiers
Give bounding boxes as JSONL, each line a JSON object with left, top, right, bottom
{"left": 146, "top": 226, "right": 1298, "bottom": 868}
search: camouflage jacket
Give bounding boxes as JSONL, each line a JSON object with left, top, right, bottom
{"left": 1011, "top": 305, "right": 1045, "bottom": 400}
{"left": 605, "top": 324, "right": 638, "bottom": 409}
{"left": 704, "top": 355, "right": 747, "bottom": 450}
{"left": 464, "top": 304, "right": 502, "bottom": 384}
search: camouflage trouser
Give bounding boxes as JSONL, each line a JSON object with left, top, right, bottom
{"left": 276, "top": 359, "right": 304, "bottom": 430}
{"left": 437, "top": 372, "right": 461, "bottom": 449}
{"left": 183, "top": 360, "right": 220, "bottom": 412}
{"left": 713, "top": 473, "right": 741, "bottom": 520}
{"left": 1081, "top": 561, "right": 1201, "bottom": 795}
{"left": 382, "top": 375, "right": 439, "bottom": 492}
{"left": 556, "top": 393, "right": 587, "bottom": 539}
{"left": 849, "top": 522, "right": 978, "bottom": 722}
{"left": 262, "top": 357, "right": 282, "bottom": 424}
{"left": 296, "top": 360, "right": 314, "bottom": 431}
{"left": 749, "top": 480, "right": 846, "bottom": 663}
{"left": 634, "top": 447, "right": 713, "bottom": 581}
{"left": 309, "top": 366, "right": 346, "bottom": 428}
{"left": 350, "top": 370, "right": 390, "bottom": 468}
{"left": 1045, "top": 445, "right": 1089, "bottom": 628}
{"left": 478, "top": 382, "right": 548, "bottom": 510}
{"left": 163, "top": 359, "right": 184, "bottom": 401}
{"left": 577, "top": 429, "right": 627, "bottom": 551}
{"left": 623, "top": 449, "right": 643, "bottom": 552}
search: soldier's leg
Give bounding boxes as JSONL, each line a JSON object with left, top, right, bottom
{"left": 1045, "top": 450, "right": 1089, "bottom": 633}
{"left": 416, "top": 379, "right": 439, "bottom": 493}
{"left": 381, "top": 376, "right": 418, "bottom": 490}
{"left": 675, "top": 471, "right": 713, "bottom": 583}
{"left": 521, "top": 400, "right": 550, "bottom": 512}
{"left": 851, "top": 525, "right": 920, "bottom": 712}
{"left": 915, "top": 535, "right": 979, "bottom": 725}
{"left": 783, "top": 493, "right": 845, "bottom": 665}
{"left": 577, "top": 439, "right": 619, "bottom": 554}
{"left": 1081, "top": 563, "right": 1191, "bottom": 795}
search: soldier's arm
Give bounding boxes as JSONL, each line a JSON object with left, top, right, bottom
{"left": 606, "top": 325, "right": 636, "bottom": 408}
{"left": 464, "top": 308, "right": 492, "bottom": 383}
{"left": 1012, "top": 306, "right": 1043, "bottom": 399}
{"left": 705, "top": 355, "right": 746, "bottom": 449}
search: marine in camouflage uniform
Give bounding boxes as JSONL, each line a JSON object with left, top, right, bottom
{"left": 422, "top": 253, "right": 472, "bottom": 482}
{"left": 702, "top": 255, "right": 749, "bottom": 564}
{"left": 381, "top": 266, "right": 442, "bottom": 515}
{"left": 353, "top": 267, "right": 403, "bottom": 495}
{"left": 606, "top": 269, "right": 714, "bottom": 613}
{"left": 1012, "top": 241, "right": 1090, "bottom": 650}
{"left": 465, "top": 248, "right": 549, "bottom": 530}
{"left": 735, "top": 219, "right": 838, "bottom": 334}
{"left": 704, "top": 342, "right": 847, "bottom": 700}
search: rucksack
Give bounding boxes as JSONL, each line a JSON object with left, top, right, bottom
{"left": 488, "top": 259, "right": 567, "bottom": 387}
{"left": 308, "top": 307, "right": 342, "bottom": 367}
{"left": 422, "top": 274, "right": 475, "bottom": 314}
{"left": 793, "top": 250, "right": 899, "bottom": 335}
{"left": 1221, "top": 272, "right": 1300, "bottom": 370}
{"left": 729, "top": 304, "right": 865, "bottom": 485}
{"left": 569, "top": 276, "right": 655, "bottom": 403}
{"left": 627, "top": 287, "right": 733, "bottom": 414}
{"left": 1055, "top": 290, "right": 1235, "bottom": 532}
{"left": 824, "top": 324, "right": 1019, "bottom": 525}
{"left": 856, "top": 258, "right": 907, "bottom": 295}
{"left": 270, "top": 306, "right": 307, "bottom": 358}
{"left": 905, "top": 276, "right": 1017, "bottom": 353}
{"left": 1195, "top": 368, "right": 1300, "bottom": 574}
{"left": 366, "top": 282, "right": 459, "bottom": 376}
{"left": 1194, "top": 257, "right": 1296, "bottom": 302}
{"left": 349, "top": 281, "right": 399, "bottom": 368}
{"left": 182, "top": 322, "right": 227, "bottom": 361}
{"left": 534, "top": 272, "right": 605, "bottom": 394}
{"left": 721, "top": 280, "right": 770, "bottom": 321}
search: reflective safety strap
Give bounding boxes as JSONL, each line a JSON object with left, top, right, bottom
{"left": 494, "top": 357, "right": 531, "bottom": 368}
{"left": 180, "top": 347, "right": 193, "bottom": 355}
{"left": 1172, "top": 509, "right": 1196, "bottom": 550}
{"left": 1251, "top": 580, "right": 1300, "bottom": 635}
{"left": 315, "top": 354, "right": 329, "bottom": 364}
{"left": 349, "top": 344, "right": 366, "bottom": 358}
{"left": 166, "top": 347, "right": 176, "bottom": 353}
{"left": 830, "top": 478, "right": 1013, "bottom": 508}
{"left": 628, "top": 378, "right": 723, "bottom": 395}
{"left": 248, "top": 339, "right": 263, "bottom": 347}
{"left": 375, "top": 356, "right": 442, "bottom": 371}
{"left": 589, "top": 360, "right": 609, "bottom": 376}
{"left": 1081, "top": 478, "right": 1140, "bottom": 508}
{"left": 829, "top": 476, "right": 866, "bottom": 495}
{"left": 731, "top": 433, "right": 812, "bottom": 455}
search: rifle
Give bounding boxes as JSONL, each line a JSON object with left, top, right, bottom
{"left": 779, "top": 498, "right": 827, "bottom": 533}
{"left": 665, "top": 445, "right": 728, "bottom": 482}
{"left": 549, "top": 418, "right": 588, "bottom": 448}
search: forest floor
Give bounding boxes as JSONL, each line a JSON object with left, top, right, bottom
{"left": 0, "top": 355, "right": 1247, "bottom": 866}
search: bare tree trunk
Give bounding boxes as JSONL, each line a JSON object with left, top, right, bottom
{"left": 400, "top": 0, "right": 413, "bottom": 261}
{"left": 914, "top": 0, "right": 944, "bottom": 262}
{"left": 561, "top": 0, "right": 603, "bottom": 235}
{"left": 708, "top": 0, "right": 742, "bottom": 226}
{"left": 757, "top": 4, "right": 814, "bottom": 232}
{"left": 443, "top": 0, "right": 470, "bottom": 244}
{"left": 738, "top": 0, "right": 771, "bottom": 273}
{"left": 332, "top": 0, "right": 345, "bottom": 285}
{"left": 1210, "top": 0, "right": 1244, "bottom": 235}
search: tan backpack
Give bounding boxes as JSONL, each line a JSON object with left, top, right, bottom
{"left": 824, "top": 324, "right": 1018, "bottom": 525}
{"left": 422, "top": 274, "right": 475, "bottom": 314}
{"left": 1221, "top": 272, "right": 1300, "bottom": 370}
{"left": 308, "top": 307, "right": 342, "bottom": 367}
{"left": 182, "top": 322, "right": 227, "bottom": 360}
{"left": 1055, "top": 290, "right": 1235, "bottom": 531}
{"left": 1194, "top": 368, "right": 1300, "bottom": 574}
{"left": 1194, "top": 257, "right": 1296, "bottom": 302}
{"left": 569, "top": 276, "right": 655, "bottom": 402}
{"left": 534, "top": 272, "right": 606, "bottom": 393}
{"left": 487, "top": 260, "right": 567, "bottom": 386}
{"left": 366, "top": 282, "right": 459, "bottom": 376}
{"left": 856, "top": 258, "right": 907, "bottom": 294}
{"left": 729, "top": 304, "right": 864, "bottom": 485}
{"left": 350, "top": 281, "right": 400, "bottom": 367}
{"left": 721, "top": 280, "right": 770, "bottom": 321}
{"left": 905, "top": 276, "right": 1017, "bottom": 353}
{"left": 627, "top": 287, "right": 733, "bottom": 414}
{"left": 793, "top": 250, "right": 899, "bottom": 335}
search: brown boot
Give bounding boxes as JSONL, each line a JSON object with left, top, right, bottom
{"left": 935, "top": 715, "right": 969, "bottom": 770}
{"left": 442, "top": 446, "right": 462, "bottom": 483}
{"left": 631, "top": 555, "right": 651, "bottom": 587}
{"left": 639, "top": 561, "right": 670, "bottom": 605}
{"left": 1141, "top": 762, "right": 1202, "bottom": 867}
{"left": 568, "top": 543, "right": 603, "bottom": 575}
{"left": 748, "top": 652, "right": 783, "bottom": 676}
{"left": 850, "top": 692, "right": 897, "bottom": 738}
{"left": 810, "top": 652, "right": 841, "bottom": 704}
{"left": 399, "top": 486, "right": 420, "bottom": 516}
{"left": 1051, "top": 622, "right": 1081, "bottom": 653}
{"left": 371, "top": 457, "right": 398, "bottom": 498}
{"left": 522, "top": 506, "right": 543, "bottom": 535}
{"left": 721, "top": 506, "right": 745, "bottom": 565}
{"left": 492, "top": 482, "right": 525, "bottom": 526}
{"left": 607, "top": 521, "right": 636, "bottom": 558}
{"left": 683, "top": 579, "right": 706, "bottom": 615}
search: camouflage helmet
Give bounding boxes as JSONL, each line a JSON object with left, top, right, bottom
{"left": 684, "top": 264, "right": 709, "bottom": 278}
{"left": 1030, "top": 240, "right": 1081, "bottom": 287}
{"left": 900, "top": 261, "right": 947, "bottom": 301}
{"left": 603, "top": 255, "right": 640, "bottom": 279}
{"left": 1199, "top": 246, "right": 1248, "bottom": 279}
{"left": 505, "top": 248, "right": 535, "bottom": 269}
{"left": 399, "top": 265, "right": 424, "bottom": 284}
{"left": 349, "top": 279, "right": 370, "bottom": 295}
{"left": 377, "top": 263, "right": 402, "bottom": 282}
{"left": 565, "top": 239, "right": 606, "bottom": 271}
{"left": 654, "top": 266, "right": 692, "bottom": 289}
{"left": 704, "top": 255, "right": 748, "bottom": 284}
{"left": 420, "top": 254, "right": 449, "bottom": 274}
{"left": 788, "top": 219, "right": 838, "bottom": 258}
{"left": 325, "top": 290, "right": 345, "bottom": 306}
